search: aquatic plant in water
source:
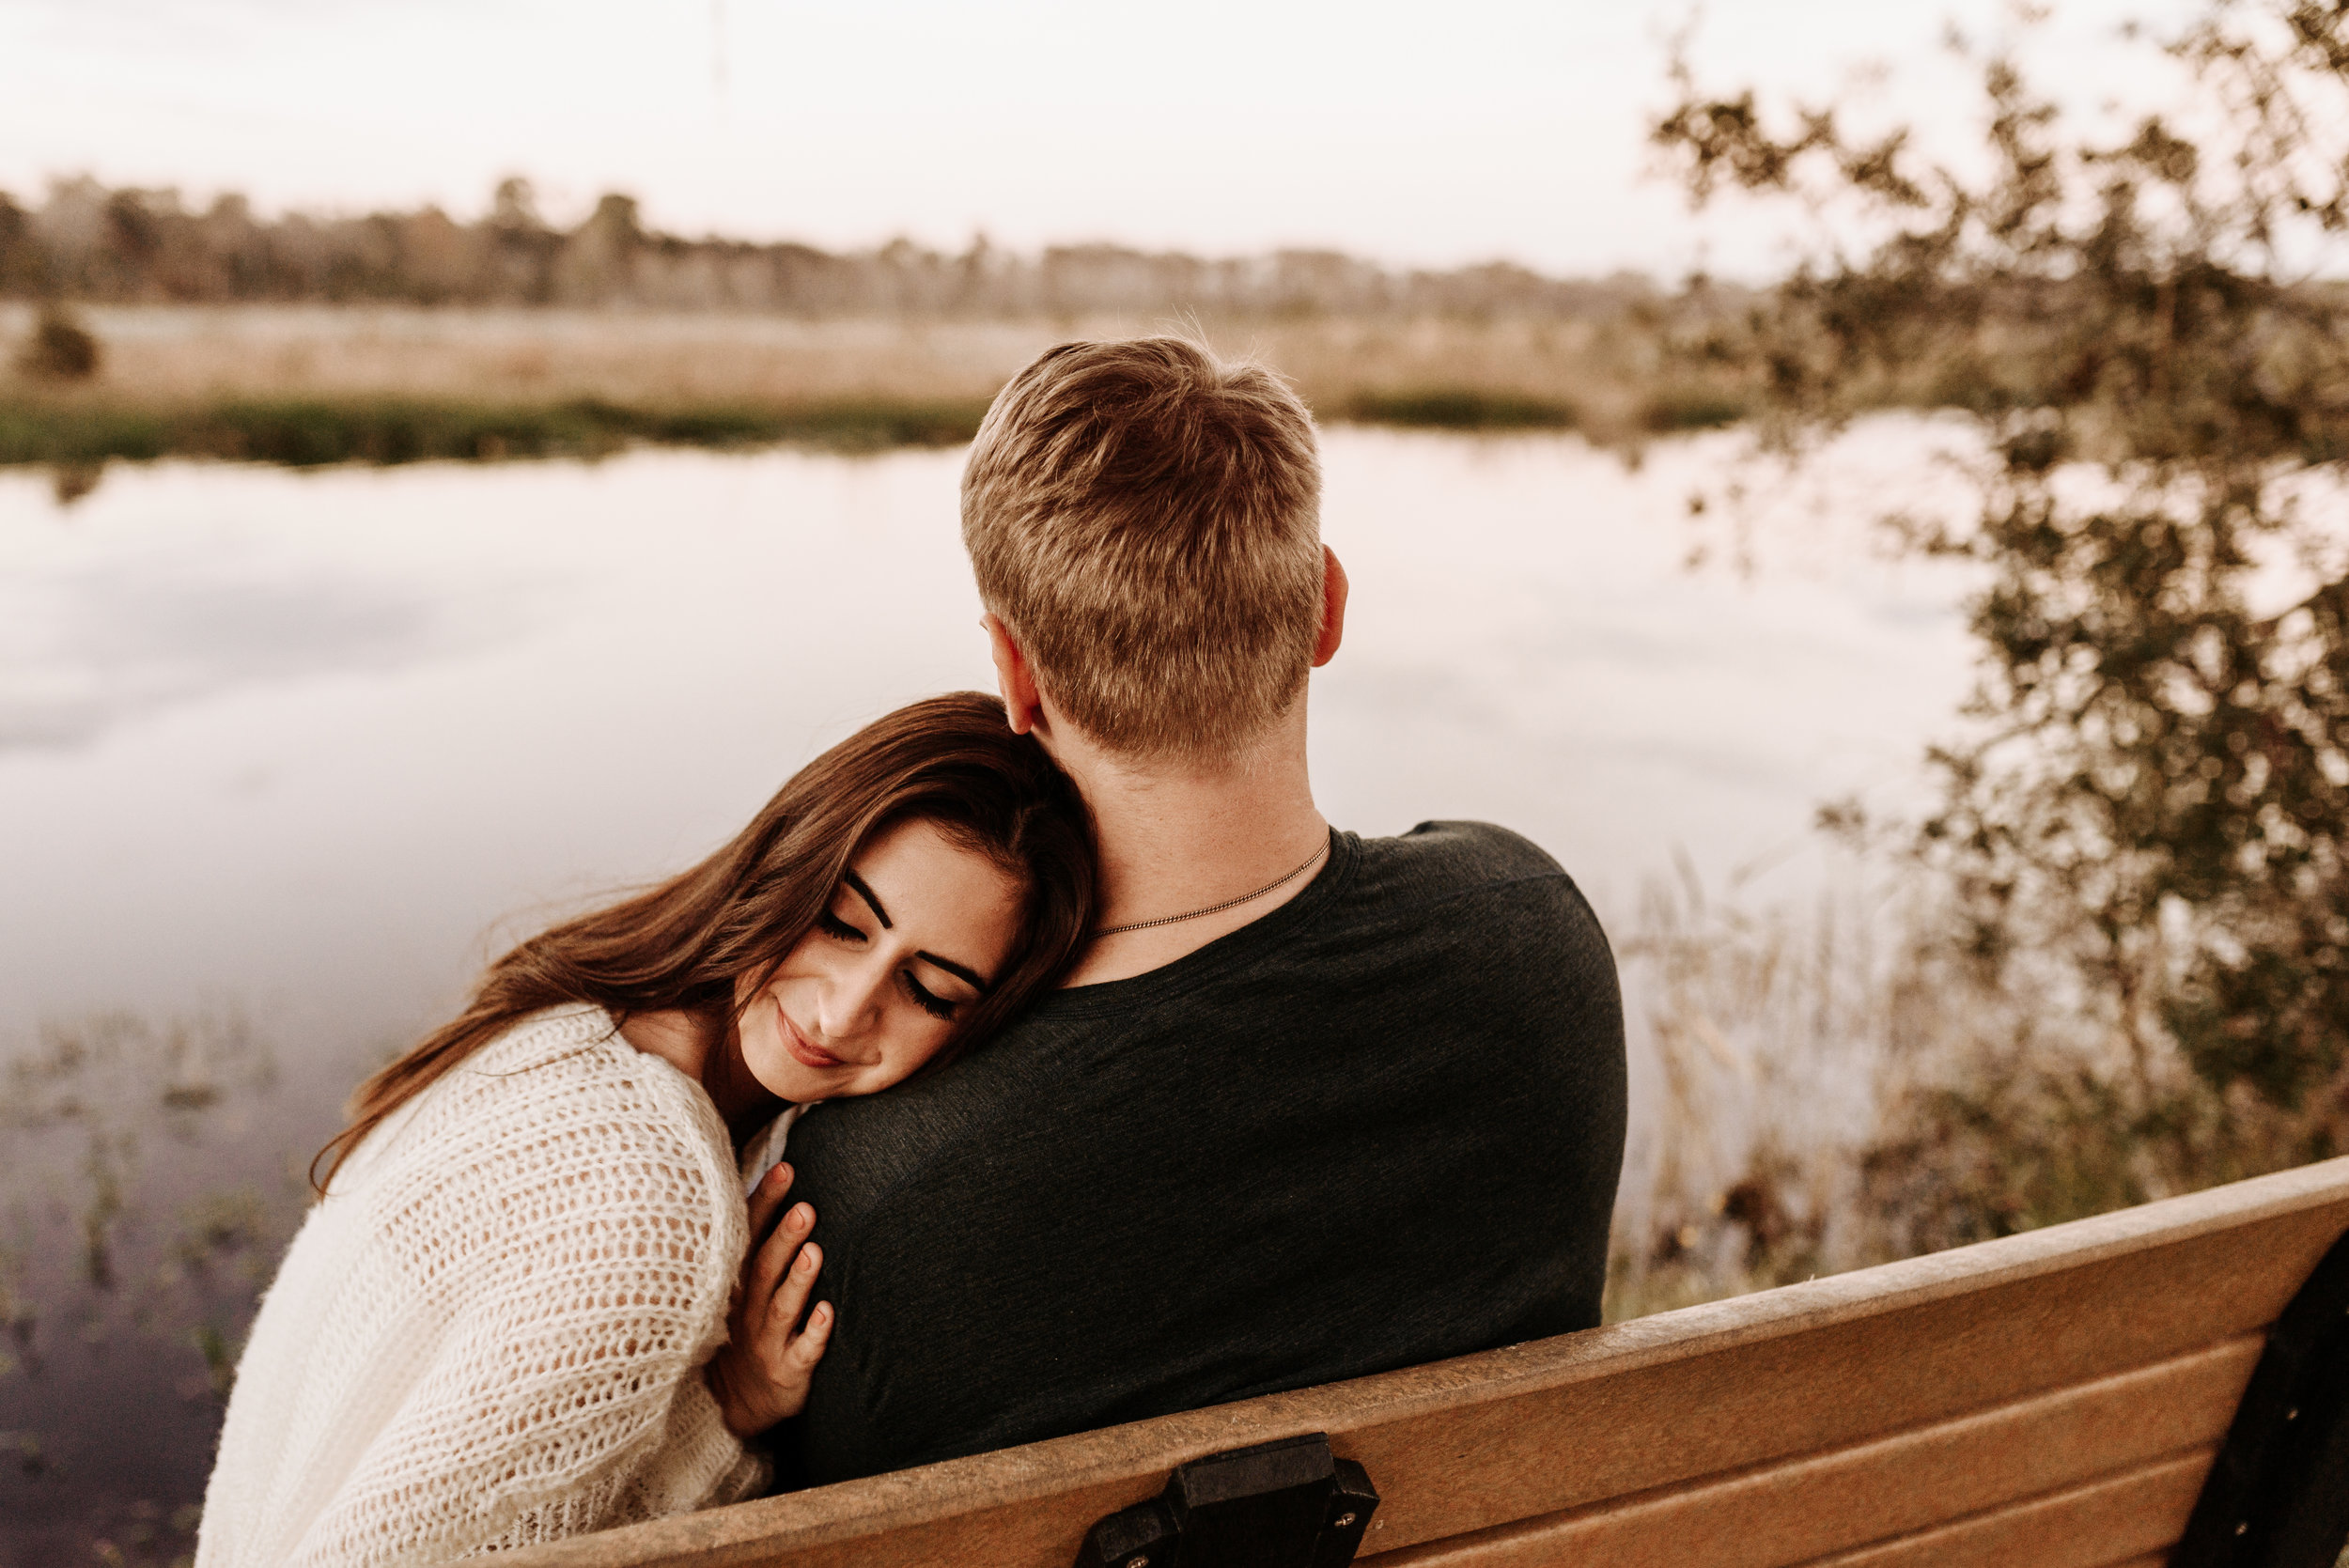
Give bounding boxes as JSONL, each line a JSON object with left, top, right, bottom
{"left": 0, "top": 1009, "right": 304, "bottom": 1562}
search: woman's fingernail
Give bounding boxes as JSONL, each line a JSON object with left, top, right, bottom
{"left": 770, "top": 1164, "right": 791, "bottom": 1186}
{"left": 796, "top": 1250, "right": 815, "bottom": 1272}
{"left": 790, "top": 1203, "right": 813, "bottom": 1227}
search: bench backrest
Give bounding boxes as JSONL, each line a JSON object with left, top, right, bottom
{"left": 512, "top": 1156, "right": 2349, "bottom": 1568}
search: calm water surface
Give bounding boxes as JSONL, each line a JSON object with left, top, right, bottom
{"left": 0, "top": 424, "right": 1977, "bottom": 1560}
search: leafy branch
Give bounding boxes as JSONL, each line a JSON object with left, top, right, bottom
{"left": 1656, "top": 1, "right": 2349, "bottom": 1122}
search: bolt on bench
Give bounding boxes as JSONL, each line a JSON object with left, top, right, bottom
{"left": 506, "top": 1157, "right": 2349, "bottom": 1568}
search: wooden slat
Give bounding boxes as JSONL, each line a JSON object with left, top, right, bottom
{"left": 1331, "top": 1203, "right": 2328, "bottom": 1553}
{"left": 1354, "top": 1339, "right": 2252, "bottom": 1568}
{"left": 503, "top": 1157, "right": 2349, "bottom": 1568}
{"left": 1798, "top": 1450, "right": 2211, "bottom": 1568}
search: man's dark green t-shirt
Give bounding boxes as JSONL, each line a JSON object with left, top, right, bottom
{"left": 782, "top": 820, "right": 1626, "bottom": 1484}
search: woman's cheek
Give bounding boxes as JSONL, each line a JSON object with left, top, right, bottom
{"left": 865, "top": 1038, "right": 926, "bottom": 1095}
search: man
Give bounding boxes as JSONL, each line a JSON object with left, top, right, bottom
{"left": 783, "top": 336, "right": 1625, "bottom": 1483}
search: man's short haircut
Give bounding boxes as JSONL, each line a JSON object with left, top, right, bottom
{"left": 961, "top": 336, "right": 1325, "bottom": 759}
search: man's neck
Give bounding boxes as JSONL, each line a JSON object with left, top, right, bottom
{"left": 1050, "top": 705, "right": 1328, "bottom": 986}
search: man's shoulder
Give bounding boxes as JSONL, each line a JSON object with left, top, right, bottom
{"left": 1340, "top": 820, "right": 1595, "bottom": 945}
{"left": 781, "top": 1023, "right": 1046, "bottom": 1229}
{"left": 1355, "top": 819, "right": 1568, "bottom": 893}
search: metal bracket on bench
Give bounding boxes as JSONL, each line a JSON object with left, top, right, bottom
{"left": 1074, "top": 1433, "right": 1378, "bottom": 1568}
{"left": 2174, "top": 1224, "right": 2349, "bottom": 1568}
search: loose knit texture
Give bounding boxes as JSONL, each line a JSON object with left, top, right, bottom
{"left": 196, "top": 1005, "right": 768, "bottom": 1568}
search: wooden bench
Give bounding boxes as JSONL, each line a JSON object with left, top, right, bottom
{"left": 512, "top": 1156, "right": 2349, "bottom": 1568}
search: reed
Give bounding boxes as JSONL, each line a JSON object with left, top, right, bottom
{"left": 1603, "top": 847, "right": 2348, "bottom": 1321}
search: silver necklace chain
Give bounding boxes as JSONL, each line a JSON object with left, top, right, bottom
{"left": 1092, "top": 839, "right": 1330, "bottom": 938}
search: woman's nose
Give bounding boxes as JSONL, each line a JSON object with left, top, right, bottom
{"left": 816, "top": 954, "right": 890, "bottom": 1046}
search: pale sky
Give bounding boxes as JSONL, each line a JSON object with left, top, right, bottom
{"left": 0, "top": 0, "right": 2204, "bottom": 277}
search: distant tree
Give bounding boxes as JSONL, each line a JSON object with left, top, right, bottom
{"left": 0, "top": 192, "right": 36, "bottom": 295}
{"left": 490, "top": 176, "right": 544, "bottom": 235}
{"left": 0, "top": 172, "right": 1688, "bottom": 321}
{"left": 1655, "top": 2, "right": 2349, "bottom": 1145}
{"left": 101, "top": 188, "right": 165, "bottom": 296}
{"left": 553, "top": 192, "right": 645, "bottom": 304}
{"left": 16, "top": 305, "right": 101, "bottom": 380}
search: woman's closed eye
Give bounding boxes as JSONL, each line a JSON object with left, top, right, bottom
{"left": 901, "top": 972, "right": 958, "bottom": 1021}
{"left": 817, "top": 904, "right": 962, "bottom": 1020}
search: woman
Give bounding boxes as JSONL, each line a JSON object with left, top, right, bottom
{"left": 195, "top": 692, "right": 1095, "bottom": 1567}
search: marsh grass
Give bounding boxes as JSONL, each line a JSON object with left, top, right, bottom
{"left": 0, "top": 394, "right": 997, "bottom": 470}
{"left": 1606, "top": 856, "right": 1889, "bottom": 1319}
{"left": 1604, "top": 842, "right": 2349, "bottom": 1320}
{"left": 0, "top": 304, "right": 1762, "bottom": 476}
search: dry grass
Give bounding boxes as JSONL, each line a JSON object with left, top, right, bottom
{"left": 5, "top": 306, "right": 1046, "bottom": 405}
{"left": 0, "top": 303, "right": 1744, "bottom": 460}
{"left": 1603, "top": 847, "right": 2349, "bottom": 1322}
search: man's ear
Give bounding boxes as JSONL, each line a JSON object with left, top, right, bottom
{"left": 1312, "top": 546, "right": 1349, "bottom": 668}
{"left": 982, "top": 613, "right": 1046, "bottom": 737}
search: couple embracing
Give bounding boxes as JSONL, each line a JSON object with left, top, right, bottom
{"left": 195, "top": 337, "right": 1628, "bottom": 1565}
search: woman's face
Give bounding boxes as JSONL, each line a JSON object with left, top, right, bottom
{"left": 736, "top": 815, "right": 1025, "bottom": 1103}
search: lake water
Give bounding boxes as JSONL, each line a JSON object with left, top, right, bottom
{"left": 0, "top": 422, "right": 1979, "bottom": 1559}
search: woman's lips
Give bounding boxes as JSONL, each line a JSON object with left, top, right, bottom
{"left": 778, "top": 1001, "right": 845, "bottom": 1070}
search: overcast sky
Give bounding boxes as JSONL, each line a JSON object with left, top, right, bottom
{"left": 0, "top": 0, "right": 2204, "bottom": 276}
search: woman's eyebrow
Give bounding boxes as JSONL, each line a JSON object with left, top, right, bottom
{"left": 917, "top": 952, "right": 992, "bottom": 994}
{"left": 843, "top": 870, "right": 893, "bottom": 929}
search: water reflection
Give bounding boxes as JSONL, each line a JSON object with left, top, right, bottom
{"left": 0, "top": 548, "right": 449, "bottom": 750}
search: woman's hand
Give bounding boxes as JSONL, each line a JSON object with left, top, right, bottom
{"left": 706, "top": 1162, "right": 833, "bottom": 1438}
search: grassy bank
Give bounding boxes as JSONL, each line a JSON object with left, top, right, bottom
{"left": 0, "top": 395, "right": 999, "bottom": 468}
{"left": 0, "top": 305, "right": 1756, "bottom": 474}
{"left": 0, "top": 383, "right": 1749, "bottom": 473}
{"left": 0, "top": 385, "right": 1756, "bottom": 474}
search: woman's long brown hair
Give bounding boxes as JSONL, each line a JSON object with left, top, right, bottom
{"left": 310, "top": 691, "right": 1095, "bottom": 1195}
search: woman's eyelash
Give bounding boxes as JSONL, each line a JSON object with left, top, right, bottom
{"left": 902, "top": 973, "right": 957, "bottom": 1021}
{"left": 814, "top": 906, "right": 956, "bottom": 1021}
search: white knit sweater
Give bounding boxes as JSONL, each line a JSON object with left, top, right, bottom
{"left": 196, "top": 1005, "right": 768, "bottom": 1568}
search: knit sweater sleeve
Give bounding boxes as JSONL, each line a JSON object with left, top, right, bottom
{"left": 290, "top": 1030, "right": 765, "bottom": 1567}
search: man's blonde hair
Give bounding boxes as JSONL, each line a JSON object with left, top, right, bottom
{"left": 961, "top": 336, "right": 1325, "bottom": 758}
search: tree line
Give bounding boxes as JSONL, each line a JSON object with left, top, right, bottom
{"left": 0, "top": 176, "right": 1657, "bottom": 319}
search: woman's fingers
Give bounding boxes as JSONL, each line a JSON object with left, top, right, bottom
{"left": 786, "top": 1301, "right": 833, "bottom": 1373}
{"left": 743, "top": 1200, "right": 817, "bottom": 1328}
{"left": 708, "top": 1167, "right": 834, "bottom": 1436}
{"left": 733, "top": 1164, "right": 795, "bottom": 1337}
{"left": 768, "top": 1239, "right": 822, "bottom": 1343}
{"left": 744, "top": 1162, "right": 794, "bottom": 1246}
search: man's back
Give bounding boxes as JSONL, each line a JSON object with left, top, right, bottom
{"left": 784, "top": 820, "right": 1626, "bottom": 1483}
